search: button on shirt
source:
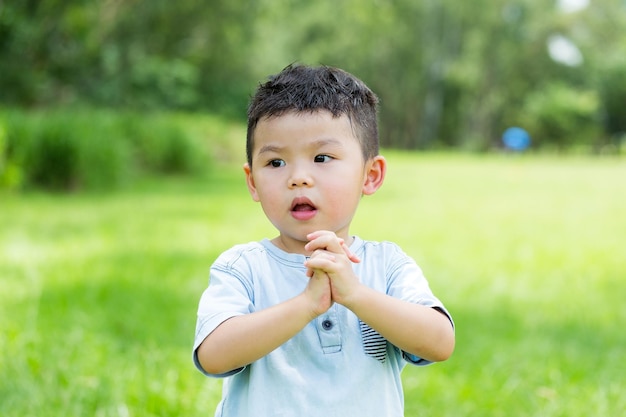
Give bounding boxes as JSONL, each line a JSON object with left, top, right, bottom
{"left": 193, "top": 237, "right": 453, "bottom": 417}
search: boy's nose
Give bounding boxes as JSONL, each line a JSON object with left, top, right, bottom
{"left": 288, "top": 169, "right": 313, "bottom": 188}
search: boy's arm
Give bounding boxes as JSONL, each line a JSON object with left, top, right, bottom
{"left": 304, "top": 231, "right": 455, "bottom": 363}
{"left": 341, "top": 287, "right": 455, "bottom": 362}
{"left": 196, "top": 273, "right": 331, "bottom": 375}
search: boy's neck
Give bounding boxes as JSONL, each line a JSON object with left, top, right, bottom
{"left": 270, "top": 236, "right": 308, "bottom": 255}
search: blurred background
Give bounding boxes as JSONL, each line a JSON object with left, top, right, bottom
{"left": 1, "top": 0, "right": 626, "bottom": 193}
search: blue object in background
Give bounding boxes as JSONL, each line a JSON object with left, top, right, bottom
{"left": 502, "top": 127, "right": 531, "bottom": 151}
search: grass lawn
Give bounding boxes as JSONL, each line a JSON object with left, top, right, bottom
{"left": 1, "top": 153, "right": 625, "bottom": 416}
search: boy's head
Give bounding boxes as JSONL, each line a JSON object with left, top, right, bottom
{"left": 246, "top": 64, "right": 379, "bottom": 167}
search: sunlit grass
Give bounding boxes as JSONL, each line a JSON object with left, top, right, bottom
{"left": 1, "top": 153, "right": 624, "bottom": 416}
{"left": 359, "top": 152, "right": 626, "bottom": 416}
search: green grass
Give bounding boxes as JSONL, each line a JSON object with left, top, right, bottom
{"left": 1, "top": 153, "right": 625, "bottom": 416}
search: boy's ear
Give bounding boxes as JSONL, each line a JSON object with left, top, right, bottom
{"left": 243, "top": 163, "right": 260, "bottom": 202}
{"left": 362, "top": 155, "right": 386, "bottom": 195}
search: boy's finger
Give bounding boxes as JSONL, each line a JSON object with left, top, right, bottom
{"left": 340, "top": 240, "right": 361, "bottom": 263}
{"left": 305, "top": 232, "right": 342, "bottom": 254}
{"left": 305, "top": 231, "right": 360, "bottom": 263}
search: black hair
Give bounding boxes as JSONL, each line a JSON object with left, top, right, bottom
{"left": 246, "top": 64, "right": 379, "bottom": 167}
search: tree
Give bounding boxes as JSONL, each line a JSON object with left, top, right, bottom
{"left": 1, "top": 0, "right": 624, "bottom": 150}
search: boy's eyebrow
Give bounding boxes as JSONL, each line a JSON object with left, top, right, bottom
{"left": 312, "top": 138, "right": 343, "bottom": 148}
{"left": 257, "top": 139, "right": 344, "bottom": 155}
{"left": 257, "top": 144, "right": 284, "bottom": 155}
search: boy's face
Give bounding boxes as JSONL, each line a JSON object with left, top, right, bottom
{"left": 244, "top": 110, "right": 385, "bottom": 254}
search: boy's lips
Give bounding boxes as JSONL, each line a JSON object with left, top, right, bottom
{"left": 290, "top": 197, "right": 317, "bottom": 221}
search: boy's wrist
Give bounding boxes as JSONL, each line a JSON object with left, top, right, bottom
{"left": 295, "top": 292, "right": 331, "bottom": 323}
{"left": 335, "top": 283, "right": 369, "bottom": 312}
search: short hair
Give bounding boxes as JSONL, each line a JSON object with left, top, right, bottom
{"left": 246, "top": 64, "right": 379, "bottom": 167}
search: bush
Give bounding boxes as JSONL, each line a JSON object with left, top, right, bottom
{"left": 1, "top": 108, "right": 209, "bottom": 191}
{"left": 521, "top": 84, "right": 601, "bottom": 151}
{"left": 120, "top": 114, "right": 203, "bottom": 175}
{"left": 0, "top": 120, "right": 23, "bottom": 190}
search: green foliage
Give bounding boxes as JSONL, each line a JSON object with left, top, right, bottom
{"left": 1, "top": 1, "right": 626, "bottom": 150}
{"left": 0, "top": 120, "right": 22, "bottom": 190}
{"left": 598, "top": 60, "right": 626, "bottom": 136}
{"left": 119, "top": 114, "right": 200, "bottom": 175}
{"left": 1, "top": 154, "right": 625, "bottom": 416}
{"left": 521, "top": 84, "right": 601, "bottom": 149}
{"left": 1, "top": 109, "right": 210, "bottom": 191}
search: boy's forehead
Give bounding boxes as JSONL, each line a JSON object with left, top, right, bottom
{"left": 253, "top": 111, "right": 356, "bottom": 146}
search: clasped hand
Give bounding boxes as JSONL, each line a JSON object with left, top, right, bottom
{"left": 302, "top": 231, "right": 361, "bottom": 316}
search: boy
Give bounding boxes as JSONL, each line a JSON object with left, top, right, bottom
{"left": 193, "top": 64, "right": 454, "bottom": 417}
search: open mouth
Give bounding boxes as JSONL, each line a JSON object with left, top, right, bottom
{"left": 290, "top": 197, "right": 317, "bottom": 220}
{"left": 291, "top": 197, "right": 316, "bottom": 211}
{"left": 292, "top": 203, "right": 315, "bottom": 212}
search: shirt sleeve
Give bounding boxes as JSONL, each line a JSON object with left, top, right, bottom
{"left": 192, "top": 256, "right": 255, "bottom": 377}
{"left": 385, "top": 244, "right": 454, "bottom": 366}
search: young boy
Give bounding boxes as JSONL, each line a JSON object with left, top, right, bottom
{"left": 193, "top": 64, "right": 454, "bottom": 417}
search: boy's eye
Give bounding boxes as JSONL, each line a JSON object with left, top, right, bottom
{"left": 314, "top": 154, "right": 332, "bottom": 163}
{"left": 268, "top": 159, "right": 285, "bottom": 168}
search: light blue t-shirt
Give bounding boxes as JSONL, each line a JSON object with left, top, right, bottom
{"left": 193, "top": 237, "right": 452, "bottom": 417}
